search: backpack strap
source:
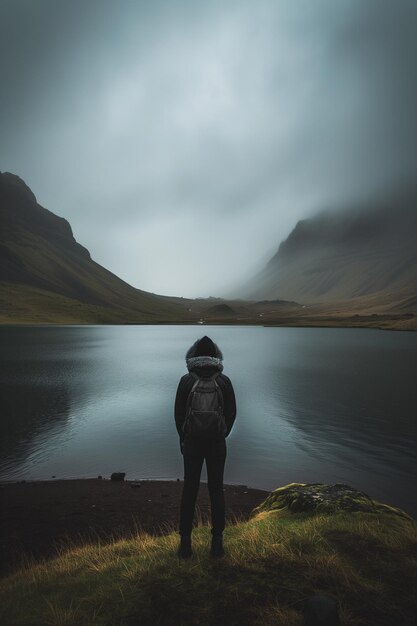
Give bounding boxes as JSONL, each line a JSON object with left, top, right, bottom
{"left": 189, "top": 374, "right": 201, "bottom": 392}
{"left": 189, "top": 372, "right": 201, "bottom": 396}
{"left": 211, "top": 372, "right": 224, "bottom": 412}
{"left": 183, "top": 373, "right": 201, "bottom": 433}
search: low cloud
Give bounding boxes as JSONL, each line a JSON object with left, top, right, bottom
{"left": 1, "top": 0, "right": 416, "bottom": 297}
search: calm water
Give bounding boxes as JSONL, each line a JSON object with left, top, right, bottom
{"left": 1, "top": 325, "right": 416, "bottom": 516}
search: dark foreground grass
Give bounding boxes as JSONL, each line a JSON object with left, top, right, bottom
{"left": 1, "top": 496, "right": 416, "bottom": 626}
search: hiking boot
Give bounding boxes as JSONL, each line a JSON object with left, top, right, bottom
{"left": 177, "top": 534, "right": 192, "bottom": 559}
{"left": 210, "top": 534, "right": 225, "bottom": 558}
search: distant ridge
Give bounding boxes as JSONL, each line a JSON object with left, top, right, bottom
{"left": 0, "top": 172, "right": 189, "bottom": 322}
{"left": 239, "top": 187, "right": 417, "bottom": 311}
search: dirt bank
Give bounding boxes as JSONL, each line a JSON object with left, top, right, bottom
{"left": 0, "top": 478, "right": 269, "bottom": 576}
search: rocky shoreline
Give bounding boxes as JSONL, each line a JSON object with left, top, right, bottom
{"left": 0, "top": 478, "right": 269, "bottom": 576}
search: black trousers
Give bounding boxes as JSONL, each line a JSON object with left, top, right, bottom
{"left": 179, "top": 436, "right": 227, "bottom": 536}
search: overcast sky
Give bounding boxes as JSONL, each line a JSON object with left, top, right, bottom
{"left": 1, "top": 0, "right": 416, "bottom": 298}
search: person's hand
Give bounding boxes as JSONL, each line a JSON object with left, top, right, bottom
{"left": 180, "top": 440, "right": 184, "bottom": 455}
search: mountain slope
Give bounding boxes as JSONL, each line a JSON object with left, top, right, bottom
{"left": 241, "top": 188, "right": 417, "bottom": 310}
{"left": 0, "top": 172, "right": 189, "bottom": 322}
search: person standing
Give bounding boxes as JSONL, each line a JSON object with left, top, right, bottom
{"left": 174, "top": 335, "right": 236, "bottom": 558}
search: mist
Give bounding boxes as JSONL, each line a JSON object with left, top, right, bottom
{"left": 1, "top": 0, "right": 416, "bottom": 298}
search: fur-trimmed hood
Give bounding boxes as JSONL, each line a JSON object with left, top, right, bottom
{"left": 185, "top": 338, "right": 224, "bottom": 373}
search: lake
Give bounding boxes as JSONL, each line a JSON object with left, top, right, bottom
{"left": 0, "top": 325, "right": 416, "bottom": 516}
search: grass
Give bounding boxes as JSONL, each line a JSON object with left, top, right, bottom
{"left": 1, "top": 498, "right": 416, "bottom": 626}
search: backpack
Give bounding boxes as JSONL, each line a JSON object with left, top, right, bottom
{"left": 182, "top": 372, "right": 227, "bottom": 440}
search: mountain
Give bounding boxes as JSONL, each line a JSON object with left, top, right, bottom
{"left": 0, "top": 172, "right": 192, "bottom": 323}
{"left": 239, "top": 188, "right": 417, "bottom": 312}
{"left": 2, "top": 171, "right": 415, "bottom": 328}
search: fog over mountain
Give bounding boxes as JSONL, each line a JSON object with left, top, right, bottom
{"left": 236, "top": 185, "right": 417, "bottom": 308}
{"left": 1, "top": 1, "right": 416, "bottom": 297}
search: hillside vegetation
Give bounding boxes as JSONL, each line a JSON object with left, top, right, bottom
{"left": 0, "top": 172, "right": 192, "bottom": 323}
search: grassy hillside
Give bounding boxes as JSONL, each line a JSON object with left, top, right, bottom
{"left": 0, "top": 172, "right": 193, "bottom": 322}
{"left": 0, "top": 281, "right": 192, "bottom": 324}
{"left": 1, "top": 483, "right": 415, "bottom": 626}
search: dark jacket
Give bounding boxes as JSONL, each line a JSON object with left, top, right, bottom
{"left": 174, "top": 338, "right": 237, "bottom": 450}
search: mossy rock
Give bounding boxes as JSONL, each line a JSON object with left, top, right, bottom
{"left": 251, "top": 482, "right": 413, "bottom": 520}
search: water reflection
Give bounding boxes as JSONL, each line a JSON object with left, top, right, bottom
{"left": 269, "top": 328, "right": 417, "bottom": 477}
{"left": 0, "top": 383, "right": 71, "bottom": 477}
{"left": 0, "top": 327, "right": 91, "bottom": 478}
